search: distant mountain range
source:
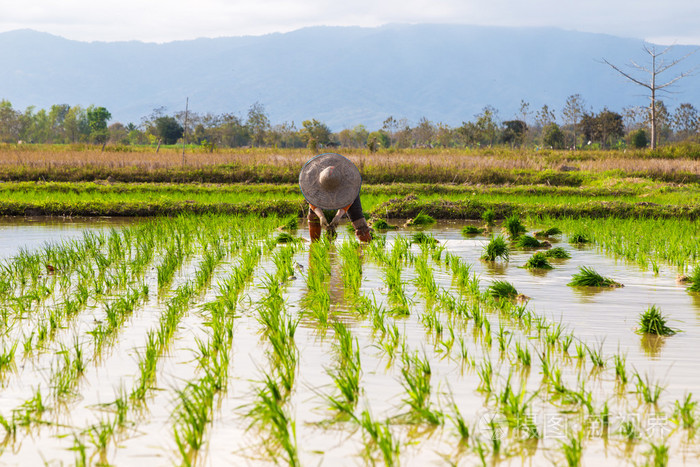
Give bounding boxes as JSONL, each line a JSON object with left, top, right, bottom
{"left": 1, "top": 25, "right": 699, "bottom": 130}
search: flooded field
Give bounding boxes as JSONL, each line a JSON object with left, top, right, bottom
{"left": 0, "top": 216, "right": 697, "bottom": 466}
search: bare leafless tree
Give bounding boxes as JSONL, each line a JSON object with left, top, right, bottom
{"left": 603, "top": 44, "right": 698, "bottom": 149}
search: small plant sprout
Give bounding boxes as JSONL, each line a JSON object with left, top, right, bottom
{"left": 524, "top": 252, "right": 553, "bottom": 270}
{"left": 638, "top": 305, "right": 677, "bottom": 336}
{"left": 645, "top": 440, "right": 670, "bottom": 467}
{"left": 544, "top": 247, "right": 571, "bottom": 259}
{"left": 568, "top": 266, "right": 623, "bottom": 288}
{"left": 673, "top": 393, "right": 697, "bottom": 429}
{"left": 634, "top": 373, "right": 665, "bottom": 404}
{"left": 410, "top": 232, "right": 438, "bottom": 246}
{"left": 481, "top": 235, "right": 509, "bottom": 262}
{"left": 613, "top": 353, "right": 628, "bottom": 384}
{"left": 618, "top": 419, "right": 640, "bottom": 441}
{"left": 560, "top": 430, "right": 584, "bottom": 467}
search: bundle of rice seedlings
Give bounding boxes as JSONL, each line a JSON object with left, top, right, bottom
{"left": 405, "top": 212, "right": 436, "bottom": 227}
{"left": 275, "top": 232, "right": 297, "bottom": 244}
{"left": 482, "top": 209, "right": 496, "bottom": 226}
{"left": 544, "top": 247, "right": 571, "bottom": 259}
{"left": 515, "top": 235, "right": 543, "bottom": 248}
{"left": 568, "top": 266, "right": 622, "bottom": 288}
{"left": 372, "top": 218, "right": 398, "bottom": 230}
{"left": 279, "top": 216, "right": 299, "bottom": 231}
{"left": 569, "top": 232, "right": 590, "bottom": 244}
{"left": 686, "top": 266, "right": 700, "bottom": 293}
{"left": 461, "top": 225, "right": 483, "bottom": 236}
{"left": 534, "top": 227, "right": 562, "bottom": 238}
{"left": 481, "top": 235, "right": 509, "bottom": 262}
{"left": 503, "top": 215, "right": 526, "bottom": 238}
{"left": 524, "top": 252, "right": 553, "bottom": 270}
{"left": 638, "top": 305, "right": 677, "bottom": 336}
{"left": 487, "top": 280, "right": 518, "bottom": 300}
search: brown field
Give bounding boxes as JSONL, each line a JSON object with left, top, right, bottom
{"left": 0, "top": 144, "right": 699, "bottom": 185}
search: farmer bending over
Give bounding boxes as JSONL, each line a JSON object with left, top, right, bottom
{"left": 299, "top": 153, "right": 372, "bottom": 242}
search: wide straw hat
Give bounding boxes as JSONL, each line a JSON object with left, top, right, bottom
{"left": 299, "top": 153, "right": 362, "bottom": 210}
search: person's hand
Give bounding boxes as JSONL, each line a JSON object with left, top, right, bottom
{"left": 329, "top": 208, "right": 348, "bottom": 230}
{"left": 312, "top": 206, "right": 328, "bottom": 229}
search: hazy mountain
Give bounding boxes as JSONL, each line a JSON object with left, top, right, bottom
{"left": 1, "top": 25, "right": 699, "bottom": 130}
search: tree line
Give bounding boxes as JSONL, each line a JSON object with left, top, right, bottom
{"left": 1, "top": 95, "right": 699, "bottom": 150}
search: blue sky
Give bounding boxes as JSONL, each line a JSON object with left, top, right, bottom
{"left": 1, "top": 0, "right": 699, "bottom": 44}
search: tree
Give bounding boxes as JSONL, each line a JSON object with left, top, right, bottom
{"left": 246, "top": 102, "right": 270, "bottom": 147}
{"left": 562, "top": 94, "right": 586, "bottom": 149}
{"left": 502, "top": 120, "right": 527, "bottom": 147}
{"left": 542, "top": 123, "right": 565, "bottom": 149}
{"left": 412, "top": 117, "right": 435, "bottom": 147}
{"left": 86, "top": 106, "right": 112, "bottom": 144}
{"left": 0, "top": 100, "right": 20, "bottom": 142}
{"left": 535, "top": 104, "right": 555, "bottom": 129}
{"left": 367, "top": 130, "right": 390, "bottom": 151}
{"left": 474, "top": 106, "right": 499, "bottom": 146}
{"left": 301, "top": 119, "right": 331, "bottom": 151}
{"left": 596, "top": 109, "right": 625, "bottom": 148}
{"left": 382, "top": 116, "right": 399, "bottom": 147}
{"left": 154, "top": 116, "right": 184, "bottom": 144}
{"left": 603, "top": 44, "right": 698, "bottom": 148}
{"left": 629, "top": 129, "right": 648, "bottom": 148}
{"left": 671, "top": 103, "right": 699, "bottom": 141}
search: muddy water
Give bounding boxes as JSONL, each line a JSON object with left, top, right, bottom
{"left": 0, "top": 218, "right": 699, "bottom": 466}
{"left": 0, "top": 217, "right": 140, "bottom": 260}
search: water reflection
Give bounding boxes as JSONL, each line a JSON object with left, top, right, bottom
{"left": 640, "top": 334, "right": 666, "bottom": 358}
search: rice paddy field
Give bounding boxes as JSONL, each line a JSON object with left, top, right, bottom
{"left": 0, "top": 213, "right": 699, "bottom": 466}
{"left": 0, "top": 146, "right": 699, "bottom": 466}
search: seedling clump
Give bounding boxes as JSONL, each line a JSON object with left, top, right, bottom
{"left": 503, "top": 214, "right": 526, "bottom": 239}
{"left": 461, "top": 225, "right": 483, "bottom": 236}
{"left": 534, "top": 227, "right": 561, "bottom": 238}
{"left": 638, "top": 305, "right": 677, "bottom": 336}
{"left": 371, "top": 219, "right": 398, "bottom": 230}
{"left": 515, "top": 235, "right": 544, "bottom": 248}
{"left": 481, "top": 235, "right": 509, "bottom": 262}
{"left": 686, "top": 266, "right": 700, "bottom": 293}
{"left": 568, "top": 266, "right": 622, "bottom": 288}
{"left": 487, "top": 280, "right": 518, "bottom": 300}
{"left": 545, "top": 247, "right": 571, "bottom": 259}
{"left": 405, "top": 212, "right": 436, "bottom": 227}
{"left": 569, "top": 232, "right": 590, "bottom": 244}
{"left": 482, "top": 209, "right": 496, "bottom": 226}
{"left": 524, "top": 252, "right": 553, "bottom": 270}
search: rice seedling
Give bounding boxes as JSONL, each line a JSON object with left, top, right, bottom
{"left": 634, "top": 373, "right": 664, "bottom": 404}
{"left": 587, "top": 342, "right": 605, "bottom": 368}
{"left": 503, "top": 214, "right": 526, "bottom": 239}
{"left": 461, "top": 225, "right": 483, "bottom": 236}
{"left": 645, "top": 440, "right": 669, "bottom": 467}
{"left": 613, "top": 353, "right": 628, "bottom": 384}
{"left": 671, "top": 393, "right": 697, "bottom": 431}
{"left": 487, "top": 280, "right": 518, "bottom": 301}
{"left": 400, "top": 352, "right": 443, "bottom": 425}
{"left": 560, "top": 430, "right": 584, "bottom": 467}
{"left": 544, "top": 246, "right": 571, "bottom": 259}
{"left": 524, "top": 251, "right": 553, "bottom": 270}
{"left": 637, "top": 305, "right": 677, "bottom": 336}
{"left": 405, "top": 211, "right": 436, "bottom": 227}
{"left": 371, "top": 218, "right": 398, "bottom": 230}
{"left": 274, "top": 232, "right": 297, "bottom": 244}
{"left": 481, "top": 235, "right": 509, "bottom": 262}
{"left": 568, "top": 266, "right": 622, "bottom": 288}
{"left": 359, "top": 410, "right": 400, "bottom": 467}
{"left": 477, "top": 359, "right": 493, "bottom": 394}
{"left": 618, "top": 419, "right": 640, "bottom": 441}
{"left": 514, "top": 341, "right": 531, "bottom": 366}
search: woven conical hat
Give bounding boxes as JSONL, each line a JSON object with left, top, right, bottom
{"left": 299, "top": 153, "right": 361, "bottom": 210}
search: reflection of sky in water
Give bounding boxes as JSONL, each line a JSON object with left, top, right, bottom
{"left": 0, "top": 217, "right": 138, "bottom": 261}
